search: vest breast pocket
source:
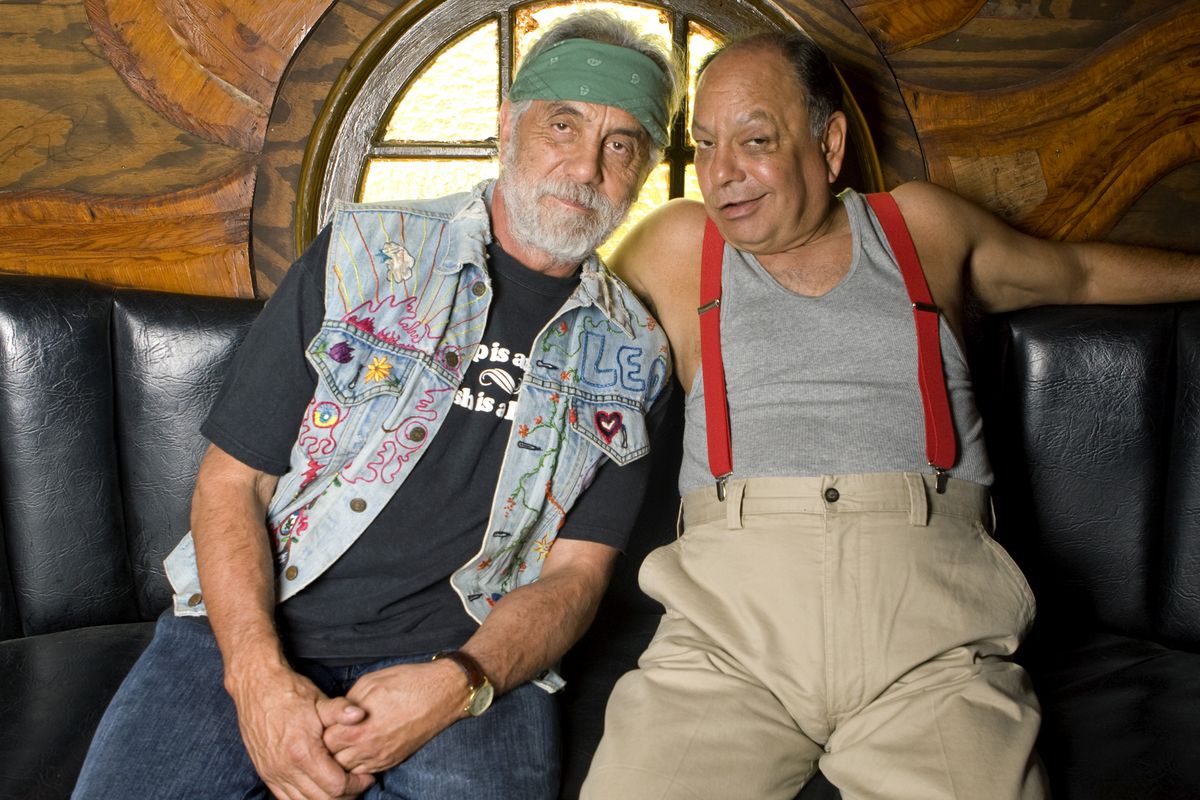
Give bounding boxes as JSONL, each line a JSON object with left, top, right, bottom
{"left": 567, "top": 395, "right": 649, "bottom": 467}
{"left": 304, "top": 325, "right": 422, "bottom": 462}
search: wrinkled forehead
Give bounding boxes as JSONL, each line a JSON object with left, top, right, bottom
{"left": 523, "top": 98, "right": 650, "bottom": 138}
{"left": 693, "top": 47, "right": 809, "bottom": 125}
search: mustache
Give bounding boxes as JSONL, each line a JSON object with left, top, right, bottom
{"left": 534, "top": 177, "right": 613, "bottom": 215}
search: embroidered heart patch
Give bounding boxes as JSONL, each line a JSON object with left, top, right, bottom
{"left": 594, "top": 411, "right": 623, "bottom": 443}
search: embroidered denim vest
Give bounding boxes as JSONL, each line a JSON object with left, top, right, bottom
{"left": 165, "top": 183, "right": 670, "bottom": 687}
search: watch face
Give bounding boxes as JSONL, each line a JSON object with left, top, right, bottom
{"left": 468, "top": 680, "right": 495, "bottom": 716}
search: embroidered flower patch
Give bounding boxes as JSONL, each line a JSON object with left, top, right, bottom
{"left": 328, "top": 341, "right": 355, "bottom": 364}
{"left": 364, "top": 356, "right": 392, "bottom": 383}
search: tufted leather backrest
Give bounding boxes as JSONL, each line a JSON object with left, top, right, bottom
{"left": 980, "top": 303, "right": 1200, "bottom": 651}
{"left": 0, "top": 276, "right": 261, "bottom": 638}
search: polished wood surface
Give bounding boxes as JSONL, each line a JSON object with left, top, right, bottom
{"left": 1, "top": 167, "right": 255, "bottom": 297}
{"left": 84, "top": 0, "right": 324, "bottom": 152}
{"left": 846, "top": 0, "right": 986, "bottom": 53}
{"left": 905, "top": 2, "right": 1200, "bottom": 240}
{"left": 0, "top": 0, "right": 1196, "bottom": 297}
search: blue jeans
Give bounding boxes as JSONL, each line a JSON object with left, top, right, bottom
{"left": 72, "top": 612, "right": 560, "bottom": 800}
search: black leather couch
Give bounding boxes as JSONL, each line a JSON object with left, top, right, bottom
{"left": 1, "top": 273, "right": 1197, "bottom": 799}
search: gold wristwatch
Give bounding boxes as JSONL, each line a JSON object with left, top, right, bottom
{"left": 433, "top": 650, "right": 495, "bottom": 717}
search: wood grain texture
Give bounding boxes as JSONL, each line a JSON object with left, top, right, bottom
{"left": 84, "top": 0, "right": 329, "bottom": 152}
{"left": 846, "top": 0, "right": 986, "bottom": 53}
{"left": 0, "top": 166, "right": 255, "bottom": 297}
{"left": 4, "top": 0, "right": 1197, "bottom": 299}
{"left": 883, "top": 0, "right": 1183, "bottom": 92}
{"left": 903, "top": 1, "right": 1200, "bottom": 239}
{"left": 251, "top": 0, "right": 438, "bottom": 294}
{"left": 1106, "top": 162, "right": 1200, "bottom": 252}
{"left": 0, "top": 1, "right": 246, "bottom": 195}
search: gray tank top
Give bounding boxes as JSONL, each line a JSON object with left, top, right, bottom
{"left": 679, "top": 189, "right": 992, "bottom": 494}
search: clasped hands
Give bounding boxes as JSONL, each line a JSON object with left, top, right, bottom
{"left": 232, "top": 659, "right": 469, "bottom": 800}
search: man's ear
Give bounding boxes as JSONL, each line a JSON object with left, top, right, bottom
{"left": 498, "top": 99, "right": 513, "bottom": 154}
{"left": 822, "top": 110, "right": 848, "bottom": 184}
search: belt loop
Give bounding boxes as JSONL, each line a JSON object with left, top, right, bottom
{"left": 676, "top": 498, "right": 686, "bottom": 538}
{"left": 724, "top": 480, "right": 746, "bottom": 530}
{"left": 905, "top": 473, "right": 929, "bottom": 527}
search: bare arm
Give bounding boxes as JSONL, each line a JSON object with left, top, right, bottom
{"left": 323, "top": 537, "right": 618, "bottom": 773}
{"left": 191, "top": 444, "right": 283, "bottom": 678}
{"left": 461, "top": 537, "right": 617, "bottom": 692}
{"left": 894, "top": 181, "right": 1200, "bottom": 317}
{"left": 191, "top": 444, "right": 372, "bottom": 800}
{"left": 610, "top": 198, "right": 708, "bottom": 389}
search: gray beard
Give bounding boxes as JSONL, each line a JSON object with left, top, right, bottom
{"left": 498, "top": 160, "right": 632, "bottom": 266}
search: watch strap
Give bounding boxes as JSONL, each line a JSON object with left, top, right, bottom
{"left": 433, "top": 649, "right": 488, "bottom": 691}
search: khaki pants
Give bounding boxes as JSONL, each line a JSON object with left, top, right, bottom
{"left": 582, "top": 474, "right": 1047, "bottom": 800}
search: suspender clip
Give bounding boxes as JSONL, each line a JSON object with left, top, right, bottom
{"left": 698, "top": 298, "right": 721, "bottom": 315}
{"left": 933, "top": 467, "right": 948, "bottom": 494}
{"left": 715, "top": 473, "right": 733, "bottom": 502}
{"left": 912, "top": 301, "right": 939, "bottom": 314}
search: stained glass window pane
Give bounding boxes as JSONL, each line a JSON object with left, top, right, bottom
{"left": 683, "top": 163, "right": 702, "bottom": 202}
{"left": 514, "top": 2, "right": 670, "bottom": 69}
{"left": 361, "top": 158, "right": 500, "bottom": 202}
{"left": 597, "top": 162, "right": 670, "bottom": 260}
{"left": 382, "top": 22, "right": 499, "bottom": 143}
{"left": 364, "top": 3, "right": 724, "bottom": 255}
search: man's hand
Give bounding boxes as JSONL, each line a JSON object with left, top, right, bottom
{"left": 323, "top": 659, "right": 469, "bottom": 774}
{"left": 228, "top": 665, "right": 375, "bottom": 800}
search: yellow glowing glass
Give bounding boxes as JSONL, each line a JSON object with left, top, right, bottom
{"left": 686, "top": 21, "right": 721, "bottom": 143}
{"left": 597, "top": 162, "right": 670, "bottom": 261}
{"left": 364, "top": 2, "right": 727, "bottom": 255}
{"left": 361, "top": 159, "right": 500, "bottom": 202}
{"left": 514, "top": 2, "right": 670, "bottom": 69}
{"left": 383, "top": 22, "right": 499, "bottom": 143}
{"left": 683, "top": 163, "right": 703, "bottom": 202}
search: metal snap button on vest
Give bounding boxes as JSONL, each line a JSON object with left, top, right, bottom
{"left": 408, "top": 426, "right": 426, "bottom": 442}
{"left": 445, "top": 351, "right": 460, "bottom": 368}
{"left": 350, "top": 498, "right": 367, "bottom": 512}
{"left": 186, "top": 593, "right": 203, "bottom": 607}
{"left": 284, "top": 566, "right": 299, "bottom": 581}
{"left": 824, "top": 487, "right": 840, "bottom": 503}
{"left": 471, "top": 282, "right": 487, "bottom": 297}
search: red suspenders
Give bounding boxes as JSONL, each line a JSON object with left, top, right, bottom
{"left": 698, "top": 192, "right": 957, "bottom": 500}
{"left": 698, "top": 219, "right": 733, "bottom": 498}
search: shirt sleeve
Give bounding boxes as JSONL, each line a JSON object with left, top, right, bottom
{"left": 556, "top": 380, "right": 678, "bottom": 552}
{"left": 200, "top": 227, "right": 331, "bottom": 475}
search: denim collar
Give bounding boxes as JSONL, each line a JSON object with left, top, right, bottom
{"left": 330, "top": 180, "right": 634, "bottom": 337}
{"left": 456, "top": 180, "right": 635, "bottom": 337}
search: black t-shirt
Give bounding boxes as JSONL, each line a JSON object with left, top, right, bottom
{"left": 202, "top": 227, "right": 666, "bottom": 663}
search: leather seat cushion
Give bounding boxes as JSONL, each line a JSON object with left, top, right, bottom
{"left": 0, "top": 622, "right": 154, "bottom": 799}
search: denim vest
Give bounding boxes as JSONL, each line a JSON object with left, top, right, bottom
{"left": 165, "top": 183, "right": 670, "bottom": 687}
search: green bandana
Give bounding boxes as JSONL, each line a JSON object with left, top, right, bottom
{"left": 509, "top": 38, "right": 671, "bottom": 148}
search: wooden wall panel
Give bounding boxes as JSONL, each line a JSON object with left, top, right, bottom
{"left": 0, "top": 2, "right": 242, "bottom": 194}
{"left": 845, "top": 0, "right": 986, "bottom": 53}
{"left": 84, "top": 0, "right": 327, "bottom": 151}
{"left": 0, "top": 167, "right": 255, "bottom": 296}
{"left": 883, "top": 0, "right": 1182, "bottom": 91}
{"left": 0, "top": 0, "right": 331, "bottom": 297}
{"left": 1107, "top": 162, "right": 1200, "bottom": 252}
{"left": 1, "top": 0, "right": 1197, "bottom": 297}
{"left": 902, "top": 2, "right": 1200, "bottom": 239}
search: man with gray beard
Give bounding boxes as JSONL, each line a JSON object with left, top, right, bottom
{"left": 72, "top": 11, "right": 681, "bottom": 800}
